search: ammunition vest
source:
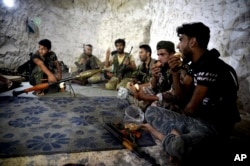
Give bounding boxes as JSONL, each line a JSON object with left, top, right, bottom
{"left": 112, "top": 53, "right": 133, "bottom": 79}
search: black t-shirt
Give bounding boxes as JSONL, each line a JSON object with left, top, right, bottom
{"left": 189, "top": 49, "right": 240, "bottom": 127}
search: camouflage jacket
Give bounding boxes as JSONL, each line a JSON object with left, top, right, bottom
{"left": 153, "top": 64, "right": 172, "bottom": 93}
{"left": 132, "top": 58, "right": 156, "bottom": 84}
{"left": 30, "top": 51, "right": 58, "bottom": 74}
{"left": 77, "top": 53, "right": 101, "bottom": 71}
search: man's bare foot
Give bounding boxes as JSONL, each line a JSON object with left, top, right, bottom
{"left": 170, "top": 129, "right": 180, "bottom": 136}
{"left": 140, "top": 123, "right": 165, "bottom": 141}
{"left": 140, "top": 123, "right": 155, "bottom": 133}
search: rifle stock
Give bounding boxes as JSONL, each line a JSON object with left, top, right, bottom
{"left": 12, "top": 83, "right": 49, "bottom": 97}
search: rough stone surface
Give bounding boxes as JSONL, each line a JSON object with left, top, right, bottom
{"left": 0, "top": 0, "right": 249, "bottom": 113}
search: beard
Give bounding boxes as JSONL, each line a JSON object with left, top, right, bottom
{"left": 182, "top": 47, "right": 192, "bottom": 64}
{"left": 117, "top": 49, "right": 124, "bottom": 54}
{"left": 140, "top": 56, "right": 147, "bottom": 62}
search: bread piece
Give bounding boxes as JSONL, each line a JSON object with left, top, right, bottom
{"left": 134, "top": 84, "right": 139, "bottom": 91}
{"left": 174, "top": 52, "right": 183, "bottom": 67}
{"left": 155, "top": 61, "right": 162, "bottom": 67}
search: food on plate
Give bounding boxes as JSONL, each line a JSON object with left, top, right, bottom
{"left": 124, "top": 123, "right": 139, "bottom": 131}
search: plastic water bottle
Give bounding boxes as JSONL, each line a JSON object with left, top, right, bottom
{"left": 117, "top": 87, "right": 128, "bottom": 99}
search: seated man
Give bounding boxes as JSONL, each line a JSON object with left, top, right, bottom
{"left": 29, "top": 39, "right": 62, "bottom": 95}
{"left": 104, "top": 38, "right": 136, "bottom": 90}
{"left": 141, "top": 22, "right": 241, "bottom": 166}
{"left": 131, "top": 44, "right": 156, "bottom": 85}
{"left": 128, "top": 41, "right": 174, "bottom": 110}
{"left": 73, "top": 44, "right": 104, "bottom": 85}
{"left": 75, "top": 44, "right": 102, "bottom": 72}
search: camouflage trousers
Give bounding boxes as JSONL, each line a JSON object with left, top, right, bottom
{"left": 29, "top": 66, "right": 59, "bottom": 93}
{"left": 72, "top": 71, "right": 105, "bottom": 85}
{"left": 29, "top": 66, "right": 45, "bottom": 85}
{"left": 145, "top": 106, "right": 216, "bottom": 160}
{"left": 105, "top": 77, "right": 132, "bottom": 90}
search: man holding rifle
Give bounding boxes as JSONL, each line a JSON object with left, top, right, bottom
{"left": 29, "top": 39, "right": 62, "bottom": 95}
{"left": 104, "top": 38, "right": 136, "bottom": 90}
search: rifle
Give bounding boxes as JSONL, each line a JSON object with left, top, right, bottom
{"left": 103, "top": 123, "right": 160, "bottom": 166}
{"left": 116, "top": 46, "right": 133, "bottom": 79}
{"left": 12, "top": 76, "right": 76, "bottom": 97}
{"left": 12, "top": 68, "right": 103, "bottom": 97}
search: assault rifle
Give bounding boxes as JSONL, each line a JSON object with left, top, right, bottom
{"left": 103, "top": 123, "right": 160, "bottom": 166}
{"left": 12, "top": 69, "right": 102, "bottom": 97}
{"left": 116, "top": 46, "right": 133, "bottom": 79}
{"left": 12, "top": 76, "right": 75, "bottom": 97}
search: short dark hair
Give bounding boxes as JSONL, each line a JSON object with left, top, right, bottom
{"left": 139, "top": 44, "right": 152, "bottom": 56}
{"left": 39, "top": 39, "right": 51, "bottom": 50}
{"left": 114, "top": 39, "right": 126, "bottom": 46}
{"left": 85, "top": 44, "right": 93, "bottom": 48}
{"left": 176, "top": 22, "right": 210, "bottom": 49}
{"left": 156, "top": 41, "right": 175, "bottom": 54}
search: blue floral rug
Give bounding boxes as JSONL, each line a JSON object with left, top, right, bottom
{"left": 0, "top": 96, "right": 156, "bottom": 158}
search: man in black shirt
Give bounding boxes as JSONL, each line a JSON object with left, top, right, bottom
{"left": 141, "top": 22, "right": 240, "bottom": 165}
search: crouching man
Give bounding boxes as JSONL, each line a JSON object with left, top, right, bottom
{"left": 29, "top": 39, "right": 62, "bottom": 95}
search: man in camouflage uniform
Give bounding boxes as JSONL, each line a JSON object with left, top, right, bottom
{"left": 141, "top": 22, "right": 241, "bottom": 166}
{"left": 29, "top": 39, "right": 62, "bottom": 95}
{"left": 73, "top": 44, "right": 104, "bottom": 85}
{"left": 75, "top": 44, "right": 102, "bottom": 73}
{"left": 104, "top": 39, "right": 136, "bottom": 90}
{"left": 130, "top": 41, "right": 174, "bottom": 110}
{"left": 131, "top": 44, "right": 156, "bottom": 84}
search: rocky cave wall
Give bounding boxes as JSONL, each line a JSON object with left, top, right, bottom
{"left": 0, "top": 0, "right": 249, "bottom": 113}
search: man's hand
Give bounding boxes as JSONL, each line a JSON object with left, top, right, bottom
{"left": 127, "top": 82, "right": 139, "bottom": 98}
{"left": 47, "top": 74, "right": 57, "bottom": 83}
{"left": 55, "top": 73, "right": 62, "bottom": 80}
{"left": 105, "top": 48, "right": 111, "bottom": 68}
{"left": 151, "top": 65, "right": 161, "bottom": 78}
{"left": 170, "top": 129, "right": 180, "bottom": 136}
{"left": 136, "top": 89, "right": 148, "bottom": 100}
{"left": 106, "top": 48, "right": 111, "bottom": 58}
{"left": 168, "top": 55, "right": 181, "bottom": 73}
